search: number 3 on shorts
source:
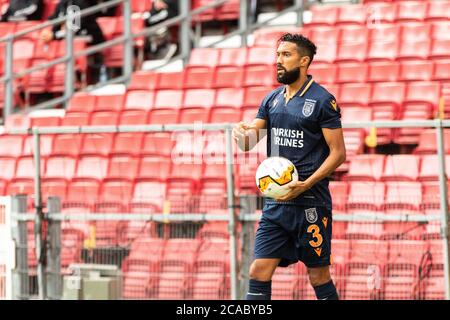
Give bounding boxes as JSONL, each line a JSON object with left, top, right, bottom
{"left": 307, "top": 224, "right": 323, "bottom": 248}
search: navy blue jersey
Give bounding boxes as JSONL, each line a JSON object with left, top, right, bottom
{"left": 256, "top": 75, "right": 341, "bottom": 209}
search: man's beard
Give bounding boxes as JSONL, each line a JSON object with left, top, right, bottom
{"left": 277, "top": 67, "right": 301, "bottom": 85}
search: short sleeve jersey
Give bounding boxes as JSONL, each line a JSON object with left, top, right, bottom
{"left": 256, "top": 75, "right": 341, "bottom": 209}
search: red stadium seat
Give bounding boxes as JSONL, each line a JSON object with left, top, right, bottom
{"left": 218, "top": 48, "right": 247, "bottom": 67}
{"left": 139, "top": 155, "right": 171, "bottom": 180}
{"left": 336, "top": 42, "right": 368, "bottom": 63}
{"left": 397, "top": 40, "right": 431, "bottom": 60}
{"left": 45, "top": 155, "right": 77, "bottom": 180}
{"left": 214, "top": 88, "right": 244, "bottom": 109}
{"left": 170, "top": 163, "right": 203, "bottom": 181}
{"left": 401, "top": 23, "right": 432, "bottom": 43}
{"left": 307, "top": 5, "right": 339, "bottom": 26}
{"left": 329, "top": 181, "right": 348, "bottom": 213}
{"left": 336, "top": 4, "right": 367, "bottom": 25}
{"left": 253, "top": 27, "right": 304, "bottom": 48}
{"left": 246, "top": 47, "right": 276, "bottom": 66}
{"left": 75, "top": 155, "right": 109, "bottom": 181}
{"left": 112, "top": 133, "right": 143, "bottom": 155}
{"left": 210, "top": 107, "right": 242, "bottom": 124}
{"left": 367, "top": 40, "right": 399, "bottom": 62}
{"left": 0, "top": 135, "right": 24, "bottom": 157}
{"left": 244, "top": 86, "right": 272, "bottom": 107}
{"left": 331, "top": 239, "right": 350, "bottom": 266}
{"left": 94, "top": 94, "right": 125, "bottom": 112}
{"left": 188, "top": 48, "right": 220, "bottom": 67}
{"left": 432, "top": 59, "right": 450, "bottom": 81}
{"left": 66, "top": 178, "right": 101, "bottom": 206}
{"left": 388, "top": 239, "right": 427, "bottom": 265}
{"left": 308, "top": 26, "right": 340, "bottom": 45}
{"left": 141, "top": 133, "right": 173, "bottom": 156}
{"left": 108, "top": 154, "right": 140, "bottom": 180}
{"left": 154, "top": 90, "right": 184, "bottom": 109}
{"left": 213, "top": 66, "right": 244, "bottom": 88}
{"left": 365, "top": 3, "right": 396, "bottom": 24}
{"left": 67, "top": 92, "right": 97, "bottom": 113}
{"left": 430, "top": 39, "right": 450, "bottom": 59}
{"left": 414, "top": 129, "right": 450, "bottom": 154}
{"left": 131, "top": 178, "right": 166, "bottom": 211}
{"left": 404, "top": 81, "right": 441, "bottom": 112}
{"left": 184, "top": 67, "right": 215, "bottom": 89}
{"left": 426, "top": 1, "right": 450, "bottom": 21}
{"left": 7, "top": 178, "right": 34, "bottom": 196}
{"left": 345, "top": 154, "right": 385, "bottom": 181}
{"left": 15, "top": 156, "right": 44, "bottom": 180}
{"left": 179, "top": 107, "right": 210, "bottom": 124}
{"left": 370, "top": 82, "right": 406, "bottom": 109}
{"left": 124, "top": 90, "right": 154, "bottom": 110}
{"left": 309, "top": 63, "right": 337, "bottom": 85}
{"left": 399, "top": 60, "right": 434, "bottom": 82}
{"left": 148, "top": 106, "right": 177, "bottom": 125}
{"left": 347, "top": 181, "right": 386, "bottom": 213}
{"left": 129, "top": 71, "right": 160, "bottom": 91}
{"left": 42, "top": 178, "right": 68, "bottom": 202}
{"left": 381, "top": 155, "right": 420, "bottom": 182}
{"left": 61, "top": 111, "right": 90, "bottom": 126}
{"left": 0, "top": 157, "right": 17, "bottom": 181}
{"left": 183, "top": 89, "right": 215, "bottom": 109}
{"left": 52, "top": 134, "right": 83, "bottom": 157}
{"left": 350, "top": 239, "right": 389, "bottom": 264}
{"left": 367, "top": 61, "right": 399, "bottom": 83}
{"left": 157, "top": 71, "right": 185, "bottom": 90}
{"left": 89, "top": 111, "right": 119, "bottom": 126}
{"left": 81, "top": 133, "right": 114, "bottom": 156}
{"left": 345, "top": 221, "right": 384, "bottom": 240}
{"left": 431, "top": 22, "right": 450, "bottom": 41}
{"left": 119, "top": 110, "right": 150, "bottom": 125}
{"left": 395, "top": 1, "right": 428, "bottom": 23}
{"left": 383, "top": 181, "right": 423, "bottom": 213}
{"left": 339, "top": 83, "right": 372, "bottom": 107}
{"left": 369, "top": 23, "right": 401, "bottom": 43}
{"left": 244, "top": 65, "right": 277, "bottom": 87}
{"left": 313, "top": 42, "right": 337, "bottom": 63}
{"left": 336, "top": 62, "right": 368, "bottom": 84}
{"left": 99, "top": 178, "right": 134, "bottom": 204}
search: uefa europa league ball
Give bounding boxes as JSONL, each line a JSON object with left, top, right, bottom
{"left": 255, "top": 156, "right": 299, "bottom": 198}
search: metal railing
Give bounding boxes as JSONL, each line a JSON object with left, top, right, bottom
{"left": 4, "top": 119, "right": 450, "bottom": 300}
{"left": 1, "top": 0, "right": 306, "bottom": 120}
{"left": 0, "top": 0, "right": 238, "bottom": 119}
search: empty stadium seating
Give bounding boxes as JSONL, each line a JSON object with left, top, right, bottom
{"left": 1, "top": 0, "right": 449, "bottom": 301}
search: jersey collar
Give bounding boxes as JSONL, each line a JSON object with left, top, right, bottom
{"left": 282, "top": 75, "right": 314, "bottom": 99}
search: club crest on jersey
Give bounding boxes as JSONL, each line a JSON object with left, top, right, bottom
{"left": 302, "top": 99, "right": 316, "bottom": 117}
{"left": 305, "top": 208, "right": 318, "bottom": 223}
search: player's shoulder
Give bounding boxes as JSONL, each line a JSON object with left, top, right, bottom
{"left": 263, "top": 86, "right": 284, "bottom": 102}
{"left": 310, "top": 81, "right": 336, "bottom": 104}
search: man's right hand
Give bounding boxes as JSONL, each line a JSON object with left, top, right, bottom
{"left": 232, "top": 121, "right": 257, "bottom": 151}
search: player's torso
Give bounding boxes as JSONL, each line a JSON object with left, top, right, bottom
{"left": 265, "top": 87, "right": 329, "bottom": 176}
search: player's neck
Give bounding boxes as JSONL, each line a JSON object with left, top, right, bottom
{"left": 285, "top": 73, "right": 308, "bottom": 98}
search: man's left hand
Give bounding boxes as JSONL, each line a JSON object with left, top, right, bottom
{"left": 275, "top": 180, "right": 311, "bottom": 202}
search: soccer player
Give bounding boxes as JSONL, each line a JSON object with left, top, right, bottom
{"left": 233, "top": 33, "right": 346, "bottom": 300}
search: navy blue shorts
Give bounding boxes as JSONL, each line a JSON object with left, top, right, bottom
{"left": 254, "top": 203, "right": 333, "bottom": 268}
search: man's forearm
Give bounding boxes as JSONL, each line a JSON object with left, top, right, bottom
{"left": 304, "top": 150, "right": 346, "bottom": 189}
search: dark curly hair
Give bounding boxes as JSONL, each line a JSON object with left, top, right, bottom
{"left": 278, "top": 33, "right": 317, "bottom": 66}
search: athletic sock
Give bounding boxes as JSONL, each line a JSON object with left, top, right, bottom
{"left": 246, "top": 279, "right": 272, "bottom": 300}
{"left": 313, "top": 280, "right": 339, "bottom": 300}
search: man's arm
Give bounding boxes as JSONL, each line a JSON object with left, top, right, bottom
{"left": 232, "top": 118, "right": 267, "bottom": 152}
{"left": 276, "top": 127, "right": 346, "bottom": 201}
